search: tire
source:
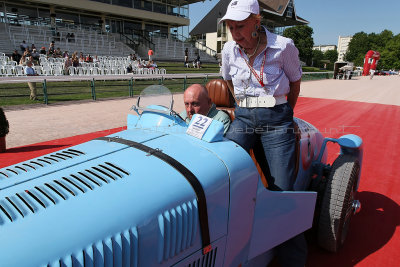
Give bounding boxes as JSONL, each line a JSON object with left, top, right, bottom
{"left": 317, "top": 154, "right": 360, "bottom": 252}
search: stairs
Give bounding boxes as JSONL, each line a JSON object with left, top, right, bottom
{"left": 0, "top": 22, "right": 135, "bottom": 57}
{"left": 152, "top": 36, "right": 217, "bottom": 63}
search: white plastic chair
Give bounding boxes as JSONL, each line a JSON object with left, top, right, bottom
{"left": 68, "top": 66, "right": 76, "bottom": 76}
{"left": 4, "top": 66, "right": 15, "bottom": 76}
{"left": 15, "top": 65, "right": 25, "bottom": 76}
{"left": 42, "top": 66, "right": 53, "bottom": 76}
{"left": 53, "top": 67, "right": 64, "bottom": 76}
{"left": 34, "top": 66, "right": 43, "bottom": 75}
{"left": 91, "top": 67, "right": 100, "bottom": 75}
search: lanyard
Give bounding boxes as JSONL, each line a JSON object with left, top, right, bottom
{"left": 238, "top": 48, "right": 267, "bottom": 87}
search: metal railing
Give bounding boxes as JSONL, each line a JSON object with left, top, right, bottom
{"left": 0, "top": 72, "right": 335, "bottom": 107}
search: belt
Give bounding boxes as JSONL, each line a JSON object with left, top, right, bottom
{"left": 238, "top": 95, "right": 287, "bottom": 108}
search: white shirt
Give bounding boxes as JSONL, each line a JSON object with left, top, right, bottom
{"left": 221, "top": 27, "right": 302, "bottom": 98}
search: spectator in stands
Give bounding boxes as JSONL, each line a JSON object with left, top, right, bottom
{"left": 70, "top": 33, "right": 75, "bottom": 43}
{"left": 126, "top": 64, "right": 133, "bottom": 73}
{"left": 19, "top": 54, "right": 28, "bottom": 66}
{"left": 93, "top": 55, "right": 99, "bottom": 64}
{"left": 31, "top": 49, "right": 39, "bottom": 61}
{"left": 64, "top": 56, "right": 72, "bottom": 74}
{"left": 39, "top": 47, "right": 46, "bottom": 55}
{"left": 85, "top": 54, "right": 93, "bottom": 63}
{"left": 31, "top": 44, "right": 36, "bottom": 52}
{"left": 20, "top": 40, "right": 28, "bottom": 53}
{"left": 48, "top": 42, "right": 55, "bottom": 57}
{"left": 148, "top": 48, "right": 154, "bottom": 61}
{"left": 63, "top": 51, "right": 69, "bottom": 58}
{"left": 146, "top": 60, "right": 157, "bottom": 69}
{"left": 79, "top": 53, "right": 85, "bottom": 64}
{"left": 55, "top": 48, "right": 62, "bottom": 58}
{"left": 11, "top": 50, "right": 21, "bottom": 63}
{"left": 29, "top": 55, "right": 39, "bottom": 66}
{"left": 72, "top": 54, "right": 80, "bottom": 67}
{"left": 24, "top": 61, "right": 38, "bottom": 100}
{"left": 66, "top": 33, "right": 71, "bottom": 42}
{"left": 24, "top": 47, "right": 31, "bottom": 57}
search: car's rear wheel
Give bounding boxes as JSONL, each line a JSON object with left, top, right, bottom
{"left": 317, "top": 154, "right": 360, "bottom": 252}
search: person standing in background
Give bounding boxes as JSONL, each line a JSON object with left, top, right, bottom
{"left": 24, "top": 61, "right": 38, "bottom": 100}
{"left": 184, "top": 48, "right": 189, "bottom": 67}
{"left": 148, "top": 48, "right": 154, "bottom": 61}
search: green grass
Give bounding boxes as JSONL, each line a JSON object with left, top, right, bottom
{"left": 158, "top": 62, "right": 220, "bottom": 73}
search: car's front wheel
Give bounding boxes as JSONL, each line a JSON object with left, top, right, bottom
{"left": 317, "top": 154, "right": 360, "bottom": 252}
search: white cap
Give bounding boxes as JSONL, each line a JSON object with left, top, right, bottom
{"left": 220, "top": 0, "right": 260, "bottom": 22}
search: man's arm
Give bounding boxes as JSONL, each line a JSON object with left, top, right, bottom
{"left": 287, "top": 79, "right": 301, "bottom": 109}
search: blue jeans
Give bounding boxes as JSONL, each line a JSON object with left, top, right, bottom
{"left": 225, "top": 103, "right": 296, "bottom": 191}
{"left": 226, "top": 103, "right": 307, "bottom": 266}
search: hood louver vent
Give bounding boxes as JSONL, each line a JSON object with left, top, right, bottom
{"left": 187, "top": 247, "right": 218, "bottom": 267}
{"left": 158, "top": 199, "right": 198, "bottom": 262}
{"left": 0, "top": 149, "right": 85, "bottom": 179}
{"left": 47, "top": 227, "right": 138, "bottom": 267}
{"left": 0, "top": 162, "right": 129, "bottom": 224}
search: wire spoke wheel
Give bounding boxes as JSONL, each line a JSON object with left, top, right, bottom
{"left": 317, "top": 154, "right": 360, "bottom": 252}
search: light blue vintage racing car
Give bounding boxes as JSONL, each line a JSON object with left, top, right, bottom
{"left": 0, "top": 82, "right": 363, "bottom": 266}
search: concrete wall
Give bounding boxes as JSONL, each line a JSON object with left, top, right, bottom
{"left": 206, "top": 32, "right": 217, "bottom": 52}
{"left": 24, "top": 0, "right": 189, "bottom": 26}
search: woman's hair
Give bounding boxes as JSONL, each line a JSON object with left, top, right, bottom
{"left": 249, "top": 14, "right": 261, "bottom": 20}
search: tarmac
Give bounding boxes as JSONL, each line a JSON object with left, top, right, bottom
{"left": 2, "top": 75, "right": 399, "bottom": 149}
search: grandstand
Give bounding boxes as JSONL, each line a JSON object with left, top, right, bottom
{"left": 0, "top": 52, "right": 166, "bottom": 77}
{"left": 0, "top": 22, "right": 132, "bottom": 56}
{"left": 0, "top": 0, "right": 218, "bottom": 63}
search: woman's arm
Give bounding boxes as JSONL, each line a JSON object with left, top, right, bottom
{"left": 287, "top": 78, "right": 301, "bottom": 109}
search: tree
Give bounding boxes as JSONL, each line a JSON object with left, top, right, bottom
{"left": 283, "top": 25, "right": 314, "bottom": 66}
{"left": 345, "top": 30, "right": 397, "bottom": 69}
{"left": 312, "top": 49, "right": 324, "bottom": 68}
{"left": 344, "top": 32, "right": 370, "bottom": 66}
{"left": 324, "top": 50, "right": 338, "bottom": 64}
{"left": 380, "top": 34, "right": 400, "bottom": 70}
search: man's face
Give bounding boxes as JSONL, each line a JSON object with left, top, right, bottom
{"left": 184, "top": 86, "right": 211, "bottom": 120}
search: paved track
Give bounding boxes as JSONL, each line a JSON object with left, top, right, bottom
{"left": 2, "top": 75, "right": 399, "bottom": 149}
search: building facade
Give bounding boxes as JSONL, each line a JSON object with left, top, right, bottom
{"left": 0, "top": 0, "right": 202, "bottom": 39}
{"left": 313, "top": 45, "right": 337, "bottom": 53}
{"left": 190, "top": 0, "right": 308, "bottom": 55}
{"left": 337, "top": 35, "right": 352, "bottom": 62}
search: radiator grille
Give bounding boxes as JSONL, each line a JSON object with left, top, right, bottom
{"left": 158, "top": 199, "right": 198, "bottom": 262}
{"left": 0, "top": 149, "right": 85, "bottom": 179}
{"left": 0, "top": 162, "right": 129, "bottom": 224}
{"left": 47, "top": 227, "right": 138, "bottom": 267}
{"left": 186, "top": 247, "right": 218, "bottom": 267}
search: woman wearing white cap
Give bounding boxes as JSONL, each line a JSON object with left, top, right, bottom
{"left": 220, "top": 0, "right": 306, "bottom": 265}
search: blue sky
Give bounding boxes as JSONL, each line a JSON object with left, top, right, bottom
{"left": 188, "top": 0, "right": 400, "bottom": 46}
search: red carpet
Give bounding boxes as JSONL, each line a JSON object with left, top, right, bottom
{"left": 295, "top": 98, "right": 400, "bottom": 267}
{"left": 1, "top": 98, "right": 399, "bottom": 266}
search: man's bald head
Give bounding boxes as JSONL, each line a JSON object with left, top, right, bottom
{"left": 183, "top": 84, "right": 212, "bottom": 120}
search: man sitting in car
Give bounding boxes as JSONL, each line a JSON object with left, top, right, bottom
{"left": 180, "top": 84, "right": 231, "bottom": 133}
